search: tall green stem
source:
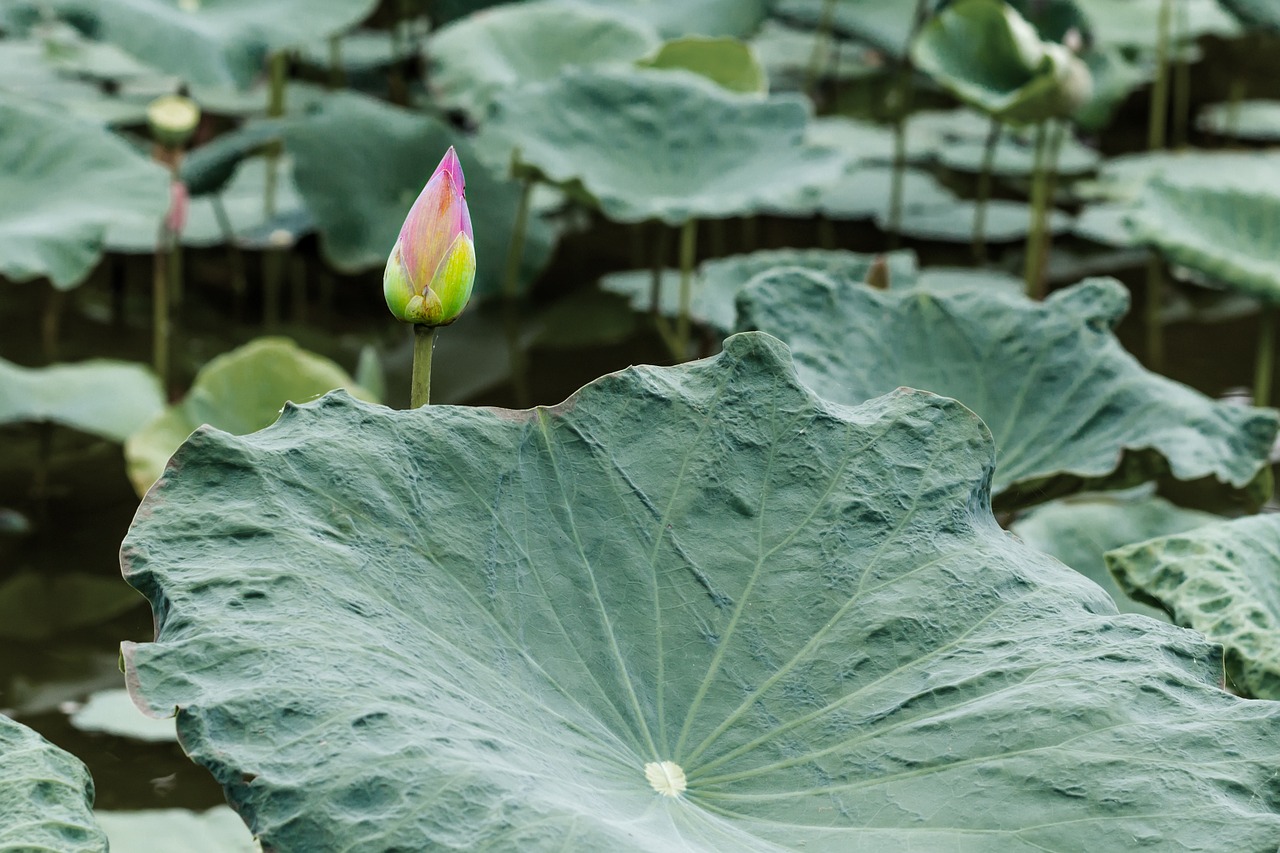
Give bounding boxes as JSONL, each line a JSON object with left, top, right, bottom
{"left": 264, "top": 51, "right": 288, "bottom": 328}
{"left": 1255, "top": 305, "right": 1275, "bottom": 407}
{"left": 410, "top": 325, "right": 436, "bottom": 408}
{"left": 804, "top": 0, "right": 837, "bottom": 99}
{"left": 1172, "top": 0, "right": 1190, "bottom": 149}
{"left": 153, "top": 230, "right": 171, "bottom": 390}
{"left": 328, "top": 35, "right": 345, "bottom": 89}
{"left": 1023, "top": 121, "right": 1055, "bottom": 299}
{"left": 502, "top": 178, "right": 534, "bottom": 300}
{"left": 1145, "top": 254, "right": 1166, "bottom": 371}
{"left": 211, "top": 195, "right": 248, "bottom": 319}
{"left": 1148, "top": 0, "right": 1173, "bottom": 151}
{"left": 972, "top": 117, "right": 1003, "bottom": 263}
{"left": 676, "top": 219, "right": 698, "bottom": 360}
{"left": 886, "top": 0, "right": 933, "bottom": 249}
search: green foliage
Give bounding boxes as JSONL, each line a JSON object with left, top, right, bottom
{"left": 479, "top": 68, "right": 845, "bottom": 224}
{"left": 736, "top": 273, "right": 1278, "bottom": 507}
{"left": 122, "top": 333, "right": 1280, "bottom": 850}
{"left": 1197, "top": 100, "right": 1280, "bottom": 141}
{"left": 0, "top": 357, "right": 163, "bottom": 442}
{"left": 124, "top": 337, "right": 376, "bottom": 496}
{"left": 1011, "top": 490, "right": 1219, "bottom": 620}
{"left": 97, "top": 808, "right": 255, "bottom": 853}
{"left": 0, "top": 714, "right": 105, "bottom": 851}
{"left": 0, "top": 93, "right": 169, "bottom": 288}
{"left": 637, "top": 36, "right": 767, "bottom": 94}
{"left": 1108, "top": 514, "right": 1280, "bottom": 699}
{"left": 428, "top": 1, "right": 661, "bottom": 118}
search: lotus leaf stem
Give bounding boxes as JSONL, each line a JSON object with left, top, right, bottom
{"left": 677, "top": 219, "right": 698, "bottom": 360}
{"left": 152, "top": 228, "right": 170, "bottom": 389}
{"left": 264, "top": 51, "right": 288, "bottom": 328}
{"left": 1148, "top": 0, "right": 1172, "bottom": 151}
{"left": 1255, "top": 305, "right": 1275, "bottom": 407}
{"left": 210, "top": 195, "right": 248, "bottom": 319}
{"left": 1145, "top": 254, "right": 1166, "bottom": 371}
{"left": 972, "top": 117, "right": 1003, "bottom": 264}
{"left": 40, "top": 284, "right": 64, "bottom": 363}
{"left": 887, "top": 0, "right": 934, "bottom": 250}
{"left": 651, "top": 223, "right": 671, "bottom": 314}
{"left": 328, "top": 35, "right": 345, "bottom": 89}
{"left": 502, "top": 177, "right": 534, "bottom": 301}
{"left": 1172, "top": 0, "right": 1191, "bottom": 149}
{"left": 1226, "top": 78, "right": 1247, "bottom": 139}
{"left": 410, "top": 325, "right": 436, "bottom": 408}
{"left": 1024, "top": 121, "right": 1063, "bottom": 299}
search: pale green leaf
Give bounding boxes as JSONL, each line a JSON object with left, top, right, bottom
{"left": 0, "top": 357, "right": 163, "bottom": 442}
{"left": 637, "top": 36, "right": 767, "bottom": 95}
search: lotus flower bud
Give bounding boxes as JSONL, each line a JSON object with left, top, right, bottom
{"left": 383, "top": 146, "right": 476, "bottom": 327}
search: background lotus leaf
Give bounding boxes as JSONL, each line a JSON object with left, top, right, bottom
{"left": 637, "top": 36, "right": 767, "bottom": 95}
{"left": 1074, "top": 0, "right": 1240, "bottom": 49}
{"left": 1011, "top": 490, "right": 1219, "bottom": 620}
{"left": 911, "top": 0, "right": 1089, "bottom": 124}
{"left": 1107, "top": 514, "right": 1280, "bottom": 699}
{"left": 277, "top": 91, "right": 558, "bottom": 298}
{"left": 600, "top": 248, "right": 920, "bottom": 332}
{"left": 0, "top": 93, "right": 169, "bottom": 288}
{"left": 771, "top": 0, "right": 930, "bottom": 57}
{"left": 122, "top": 333, "right": 1280, "bottom": 850}
{"left": 1197, "top": 100, "right": 1280, "bottom": 141}
{"left": 0, "top": 713, "right": 104, "bottom": 851}
{"left": 1219, "top": 0, "right": 1280, "bottom": 31}
{"left": 479, "top": 68, "right": 846, "bottom": 225}
{"left": 22, "top": 0, "right": 380, "bottom": 88}
{"left": 97, "top": 807, "right": 255, "bottom": 853}
{"left": 427, "top": 1, "right": 661, "bottom": 118}
{"left": 0, "top": 357, "right": 163, "bottom": 442}
{"left": 1127, "top": 178, "right": 1280, "bottom": 302}
{"left": 71, "top": 690, "right": 176, "bottom": 742}
{"left": 735, "top": 273, "right": 1278, "bottom": 508}
{"left": 124, "top": 337, "right": 375, "bottom": 496}
{"left": 580, "top": 0, "right": 767, "bottom": 38}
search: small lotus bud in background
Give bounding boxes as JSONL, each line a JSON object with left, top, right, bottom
{"left": 386, "top": 146, "right": 478, "bottom": 407}
{"left": 383, "top": 146, "right": 476, "bottom": 328}
{"left": 146, "top": 94, "right": 201, "bottom": 150}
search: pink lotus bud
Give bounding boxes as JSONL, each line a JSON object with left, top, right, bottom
{"left": 383, "top": 146, "right": 476, "bottom": 327}
{"left": 166, "top": 180, "right": 189, "bottom": 235}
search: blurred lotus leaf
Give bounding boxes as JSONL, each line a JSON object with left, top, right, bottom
{"left": 1197, "top": 100, "right": 1280, "bottom": 141}
{"left": 911, "top": 0, "right": 1091, "bottom": 124}
{"left": 0, "top": 93, "right": 169, "bottom": 288}
{"left": 0, "top": 714, "right": 105, "bottom": 851}
{"left": 120, "top": 333, "right": 1280, "bottom": 850}
{"left": 125, "top": 337, "right": 376, "bottom": 496}
{"left": 1108, "top": 513, "right": 1280, "bottom": 699}
{"left": 736, "top": 273, "right": 1279, "bottom": 509}
{"left": 480, "top": 68, "right": 846, "bottom": 224}
{"left": 1074, "top": 0, "right": 1240, "bottom": 49}
{"left": 97, "top": 807, "right": 255, "bottom": 853}
{"left": 749, "top": 20, "right": 883, "bottom": 91}
{"left": 1011, "top": 490, "right": 1219, "bottom": 620}
{"left": 0, "top": 357, "right": 163, "bottom": 442}
{"left": 772, "top": 0, "right": 932, "bottom": 58}
{"left": 579, "top": 0, "right": 767, "bottom": 37}
{"left": 428, "top": 0, "right": 661, "bottom": 118}
{"left": 278, "top": 92, "right": 558, "bottom": 299}
{"left": 1218, "top": 0, "right": 1280, "bottom": 31}
{"left": 637, "top": 36, "right": 767, "bottom": 94}
{"left": 71, "top": 690, "right": 176, "bottom": 743}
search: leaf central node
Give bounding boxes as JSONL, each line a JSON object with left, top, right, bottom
{"left": 643, "top": 761, "right": 687, "bottom": 798}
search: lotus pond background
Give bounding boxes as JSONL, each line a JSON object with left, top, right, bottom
{"left": 7, "top": 0, "right": 1280, "bottom": 849}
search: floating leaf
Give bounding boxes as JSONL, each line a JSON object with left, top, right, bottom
{"left": 749, "top": 20, "right": 882, "bottom": 91}
{"left": 772, "top": 0, "right": 924, "bottom": 57}
{"left": 638, "top": 36, "right": 767, "bottom": 94}
{"left": 736, "top": 273, "right": 1278, "bottom": 507}
{"left": 123, "top": 333, "right": 1280, "bottom": 850}
{"left": 427, "top": 1, "right": 661, "bottom": 118}
{"left": 97, "top": 807, "right": 255, "bottom": 853}
{"left": 819, "top": 165, "right": 959, "bottom": 220}
{"left": 1198, "top": 99, "right": 1280, "bottom": 140}
{"left": 71, "top": 690, "right": 176, "bottom": 743}
{"left": 580, "top": 0, "right": 766, "bottom": 37}
{"left": 30, "top": 0, "right": 380, "bottom": 87}
{"left": 0, "top": 357, "right": 163, "bottom": 442}
{"left": 278, "top": 91, "right": 558, "bottom": 299}
{"left": 0, "top": 714, "right": 104, "bottom": 851}
{"left": 601, "top": 248, "right": 919, "bottom": 332}
{"left": 1108, "top": 513, "right": 1280, "bottom": 699}
{"left": 879, "top": 198, "right": 1073, "bottom": 243}
{"left": 1011, "top": 490, "right": 1219, "bottom": 620}
{"left": 0, "top": 93, "right": 169, "bottom": 288}
{"left": 937, "top": 132, "right": 1099, "bottom": 177}
{"left": 124, "top": 337, "right": 375, "bottom": 497}
{"left": 480, "top": 68, "right": 845, "bottom": 224}
{"left": 1075, "top": 0, "right": 1240, "bottom": 49}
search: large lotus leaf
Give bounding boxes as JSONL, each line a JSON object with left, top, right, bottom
{"left": 277, "top": 91, "right": 557, "bottom": 298}
{"left": 637, "top": 36, "right": 767, "bottom": 95}
{"left": 1127, "top": 179, "right": 1280, "bottom": 303}
{"left": 122, "top": 332, "right": 1280, "bottom": 850}
{"left": 1011, "top": 491, "right": 1219, "bottom": 620}
{"left": 0, "top": 93, "right": 169, "bottom": 288}
{"left": 749, "top": 20, "right": 882, "bottom": 91}
{"left": 819, "top": 165, "right": 959, "bottom": 221}
{"left": 427, "top": 1, "right": 661, "bottom": 118}
{"left": 1219, "top": 0, "right": 1280, "bottom": 30}
{"left": 879, "top": 198, "right": 1073, "bottom": 243}
{"left": 1198, "top": 100, "right": 1280, "bottom": 140}
{"left": 0, "top": 357, "right": 163, "bottom": 442}
{"left": 736, "top": 273, "right": 1278, "bottom": 507}
{"left": 124, "top": 337, "right": 375, "bottom": 497}
{"left": 601, "top": 248, "right": 921, "bottom": 332}
{"left": 937, "top": 132, "right": 1100, "bottom": 177}
{"left": 29, "top": 0, "right": 379, "bottom": 87}
{"left": 1108, "top": 514, "right": 1280, "bottom": 699}
{"left": 479, "top": 68, "right": 846, "bottom": 225}
{"left": 911, "top": 0, "right": 1087, "bottom": 124}
{"left": 97, "top": 807, "right": 255, "bottom": 852}
{"left": 580, "top": 0, "right": 767, "bottom": 37}
{"left": 0, "top": 714, "right": 104, "bottom": 851}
